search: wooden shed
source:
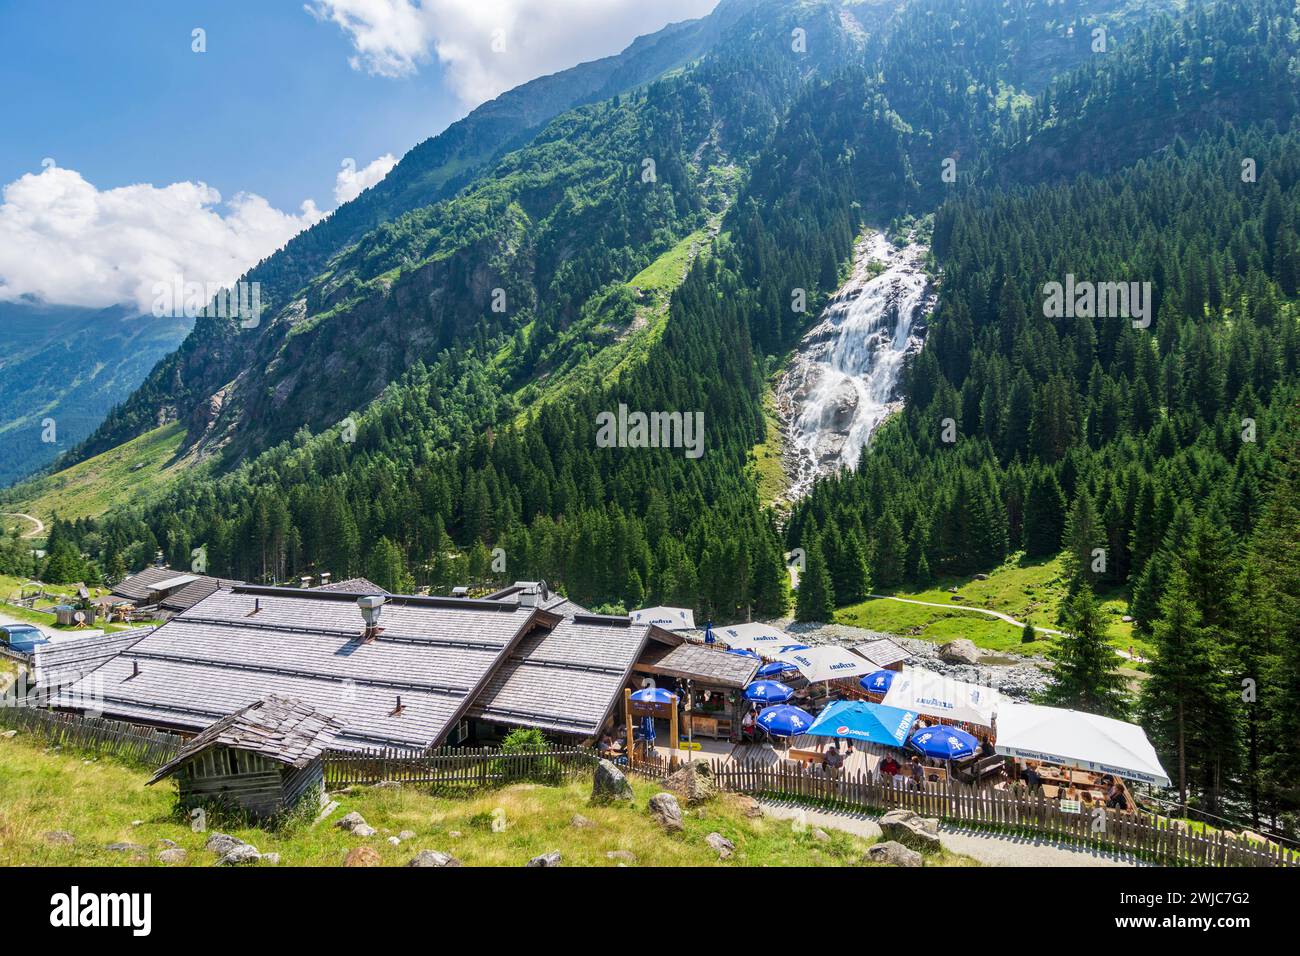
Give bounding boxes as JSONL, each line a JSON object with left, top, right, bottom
{"left": 148, "top": 695, "right": 343, "bottom": 819}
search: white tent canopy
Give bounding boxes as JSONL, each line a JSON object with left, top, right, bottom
{"left": 995, "top": 701, "right": 1171, "bottom": 787}
{"left": 881, "top": 667, "right": 1000, "bottom": 727}
{"left": 714, "top": 622, "right": 794, "bottom": 652}
{"left": 774, "top": 645, "right": 875, "bottom": 683}
{"left": 630, "top": 606, "right": 696, "bottom": 632}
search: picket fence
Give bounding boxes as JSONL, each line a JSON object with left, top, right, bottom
{"left": 322, "top": 745, "right": 596, "bottom": 789}
{"left": 623, "top": 753, "right": 1298, "bottom": 868}
{"left": 0, "top": 705, "right": 183, "bottom": 768}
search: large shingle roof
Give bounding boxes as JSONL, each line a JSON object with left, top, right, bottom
{"left": 53, "top": 586, "right": 552, "bottom": 751}
{"left": 635, "top": 642, "right": 760, "bottom": 688}
{"left": 111, "top": 566, "right": 183, "bottom": 602}
{"left": 148, "top": 695, "right": 344, "bottom": 784}
{"left": 159, "top": 576, "right": 241, "bottom": 612}
{"left": 33, "top": 628, "right": 153, "bottom": 688}
{"left": 469, "top": 615, "right": 677, "bottom": 738}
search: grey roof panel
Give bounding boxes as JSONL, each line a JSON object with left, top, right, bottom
{"left": 54, "top": 586, "right": 540, "bottom": 750}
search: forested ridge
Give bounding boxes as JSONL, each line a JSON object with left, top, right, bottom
{"left": 4, "top": 0, "right": 1300, "bottom": 825}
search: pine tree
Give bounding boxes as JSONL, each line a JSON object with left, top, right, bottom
{"left": 1141, "top": 565, "right": 1239, "bottom": 811}
{"left": 795, "top": 533, "right": 835, "bottom": 623}
{"left": 1039, "top": 586, "right": 1128, "bottom": 717}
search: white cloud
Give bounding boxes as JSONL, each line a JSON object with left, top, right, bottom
{"left": 307, "top": 0, "right": 719, "bottom": 106}
{"left": 0, "top": 165, "right": 324, "bottom": 314}
{"left": 335, "top": 153, "right": 398, "bottom": 204}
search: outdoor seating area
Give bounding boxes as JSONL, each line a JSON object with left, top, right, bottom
{"left": 611, "top": 623, "right": 1169, "bottom": 815}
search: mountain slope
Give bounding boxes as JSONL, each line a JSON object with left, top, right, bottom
{"left": 61, "top": 0, "right": 769, "bottom": 466}
{"left": 0, "top": 303, "right": 190, "bottom": 486}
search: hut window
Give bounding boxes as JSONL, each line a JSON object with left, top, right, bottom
{"left": 229, "top": 751, "right": 239, "bottom": 774}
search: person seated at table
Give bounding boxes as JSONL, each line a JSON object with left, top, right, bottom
{"left": 1064, "top": 784, "right": 1081, "bottom": 802}
{"left": 741, "top": 708, "right": 757, "bottom": 742}
{"left": 597, "top": 733, "right": 616, "bottom": 756}
{"left": 909, "top": 756, "right": 925, "bottom": 790}
{"left": 824, "top": 743, "right": 844, "bottom": 779}
{"left": 1022, "top": 763, "right": 1043, "bottom": 794}
{"left": 1106, "top": 780, "right": 1127, "bottom": 810}
{"left": 979, "top": 736, "right": 996, "bottom": 759}
{"left": 1080, "top": 788, "right": 1095, "bottom": 808}
{"left": 880, "top": 755, "right": 902, "bottom": 779}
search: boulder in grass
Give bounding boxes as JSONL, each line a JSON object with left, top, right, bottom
{"left": 864, "top": 841, "right": 923, "bottom": 867}
{"left": 336, "top": 811, "right": 376, "bottom": 837}
{"left": 591, "top": 759, "right": 634, "bottom": 804}
{"left": 407, "top": 849, "right": 461, "bottom": 867}
{"left": 665, "top": 761, "right": 717, "bottom": 805}
{"left": 526, "top": 850, "right": 562, "bottom": 867}
{"left": 217, "top": 844, "right": 262, "bottom": 866}
{"left": 205, "top": 833, "right": 245, "bottom": 855}
{"left": 647, "top": 792, "right": 684, "bottom": 832}
{"left": 158, "top": 848, "right": 188, "bottom": 865}
{"left": 571, "top": 814, "right": 595, "bottom": 829}
{"left": 878, "top": 809, "right": 942, "bottom": 852}
{"left": 705, "top": 832, "right": 734, "bottom": 859}
{"left": 344, "top": 846, "right": 381, "bottom": 867}
{"left": 42, "top": 830, "right": 75, "bottom": 846}
{"left": 105, "top": 842, "right": 146, "bottom": 854}
{"left": 606, "top": 850, "right": 637, "bottom": 863}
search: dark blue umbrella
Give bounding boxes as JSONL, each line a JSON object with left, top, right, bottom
{"left": 639, "top": 716, "right": 657, "bottom": 742}
{"left": 860, "top": 669, "right": 896, "bottom": 694}
{"left": 757, "top": 660, "right": 796, "bottom": 678}
{"left": 776, "top": 643, "right": 811, "bottom": 654}
{"left": 909, "top": 725, "right": 978, "bottom": 759}
{"left": 630, "top": 687, "right": 677, "bottom": 705}
{"left": 726, "top": 648, "right": 761, "bottom": 659}
{"left": 703, "top": 621, "right": 715, "bottom": 644}
{"left": 757, "top": 704, "right": 815, "bottom": 738}
{"left": 744, "top": 680, "right": 794, "bottom": 703}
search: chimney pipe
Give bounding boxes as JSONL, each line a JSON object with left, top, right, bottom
{"left": 358, "top": 595, "right": 386, "bottom": 642}
{"left": 320, "top": 571, "right": 332, "bottom": 586}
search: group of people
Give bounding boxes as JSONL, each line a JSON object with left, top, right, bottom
{"left": 1015, "top": 762, "right": 1130, "bottom": 810}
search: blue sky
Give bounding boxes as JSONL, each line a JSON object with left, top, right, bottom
{"left": 0, "top": 0, "right": 463, "bottom": 210}
{"left": 0, "top": 0, "right": 718, "bottom": 312}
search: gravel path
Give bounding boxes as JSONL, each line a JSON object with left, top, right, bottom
{"left": 757, "top": 799, "right": 1145, "bottom": 867}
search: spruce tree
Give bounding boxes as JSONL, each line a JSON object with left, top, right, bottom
{"left": 1040, "top": 586, "right": 1129, "bottom": 717}
{"left": 795, "top": 533, "right": 835, "bottom": 623}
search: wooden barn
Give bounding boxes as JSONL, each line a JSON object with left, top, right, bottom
{"left": 147, "top": 695, "right": 343, "bottom": 818}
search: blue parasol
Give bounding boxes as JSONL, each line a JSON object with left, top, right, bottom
{"left": 757, "top": 704, "right": 815, "bottom": 738}
{"left": 726, "top": 648, "right": 761, "bottom": 659}
{"left": 806, "top": 700, "right": 917, "bottom": 746}
{"left": 908, "top": 725, "right": 978, "bottom": 759}
{"left": 757, "top": 660, "right": 796, "bottom": 678}
{"left": 860, "top": 669, "right": 896, "bottom": 694}
{"left": 743, "top": 680, "right": 794, "bottom": 703}
{"left": 630, "top": 687, "right": 677, "bottom": 705}
{"left": 639, "top": 715, "right": 657, "bottom": 741}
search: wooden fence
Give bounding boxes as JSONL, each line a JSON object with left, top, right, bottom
{"left": 625, "top": 755, "right": 1298, "bottom": 868}
{"left": 323, "top": 745, "right": 597, "bottom": 790}
{"left": 0, "top": 706, "right": 183, "bottom": 768}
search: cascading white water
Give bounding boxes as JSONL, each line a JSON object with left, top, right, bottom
{"left": 777, "top": 231, "right": 932, "bottom": 501}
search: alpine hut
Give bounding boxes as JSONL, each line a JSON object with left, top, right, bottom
{"left": 147, "top": 695, "right": 343, "bottom": 818}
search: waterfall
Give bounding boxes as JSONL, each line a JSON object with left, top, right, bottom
{"left": 777, "top": 231, "right": 933, "bottom": 501}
